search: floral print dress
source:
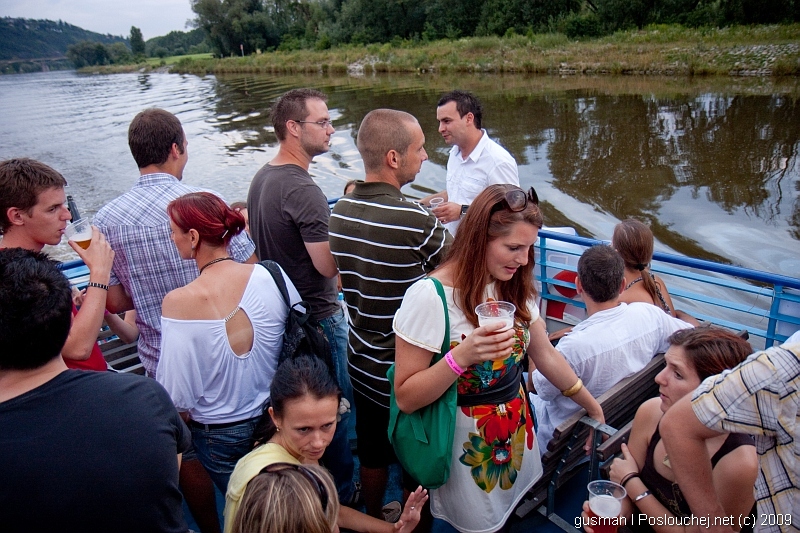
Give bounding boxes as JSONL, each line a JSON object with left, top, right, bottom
{"left": 393, "top": 279, "right": 542, "bottom": 533}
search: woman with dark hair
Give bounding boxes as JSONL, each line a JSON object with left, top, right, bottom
{"left": 612, "top": 219, "right": 696, "bottom": 323}
{"left": 156, "top": 191, "right": 302, "bottom": 494}
{"left": 231, "top": 463, "right": 339, "bottom": 533}
{"left": 583, "top": 327, "right": 757, "bottom": 532}
{"left": 225, "top": 356, "right": 427, "bottom": 533}
{"left": 393, "top": 184, "right": 603, "bottom": 532}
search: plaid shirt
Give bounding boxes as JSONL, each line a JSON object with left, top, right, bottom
{"left": 94, "top": 173, "right": 255, "bottom": 377}
{"left": 692, "top": 342, "right": 800, "bottom": 533}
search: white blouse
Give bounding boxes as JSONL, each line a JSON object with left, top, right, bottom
{"left": 157, "top": 265, "right": 301, "bottom": 423}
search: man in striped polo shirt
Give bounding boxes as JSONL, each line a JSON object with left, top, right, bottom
{"left": 329, "top": 109, "right": 451, "bottom": 518}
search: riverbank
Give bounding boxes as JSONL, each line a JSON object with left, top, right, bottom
{"left": 91, "top": 24, "right": 800, "bottom": 77}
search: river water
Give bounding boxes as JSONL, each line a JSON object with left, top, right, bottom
{"left": 0, "top": 70, "right": 798, "bottom": 278}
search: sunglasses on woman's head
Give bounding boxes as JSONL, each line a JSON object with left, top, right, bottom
{"left": 258, "top": 462, "right": 329, "bottom": 511}
{"left": 493, "top": 187, "right": 539, "bottom": 213}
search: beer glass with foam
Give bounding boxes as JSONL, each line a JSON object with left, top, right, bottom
{"left": 475, "top": 301, "right": 516, "bottom": 332}
{"left": 587, "top": 480, "right": 626, "bottom": 533}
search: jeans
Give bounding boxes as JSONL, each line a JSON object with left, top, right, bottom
{"left": 319, "top": 307, "right": 356, "bottom": 504}
{"left": 190, "top": 417, "right": 259, "bottom": 494}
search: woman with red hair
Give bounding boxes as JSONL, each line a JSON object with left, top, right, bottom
{"left": 156, "top": 191, "right": 302, "bottom": 494}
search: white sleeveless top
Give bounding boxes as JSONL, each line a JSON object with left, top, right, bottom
{"left": 157, "top": 265, "right": 301, "bottom": 423}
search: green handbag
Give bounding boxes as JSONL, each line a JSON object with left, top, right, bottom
{"left": 387, "top": 277, "right": 457, "bottom": 489}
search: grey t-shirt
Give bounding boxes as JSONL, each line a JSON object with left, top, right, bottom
{"left": 248, "top": 163, "right": 339, "bottom": 320}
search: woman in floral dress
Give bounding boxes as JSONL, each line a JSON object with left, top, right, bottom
{"left": 392, "top": 184, "right": 603, "bottom": 533}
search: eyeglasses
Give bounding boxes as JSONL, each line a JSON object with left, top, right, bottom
{"left": 258, "top": 462, "right": 329, "bottom": 511}
{"left": 493, "top": 187, "right": 540, "bottom": 213}
{"left": 293, "top": 119, "right": 334, "bottom": 129}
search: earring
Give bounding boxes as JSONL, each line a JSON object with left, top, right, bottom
{"left": 191, "top": 245, "right": 196, "bottom": 259}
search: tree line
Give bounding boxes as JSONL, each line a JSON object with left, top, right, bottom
{"left": 191, "top": 0, "right": 800, "bottom": 56}
{"left": 66, "top": 27, "right": 210, "bottom": 68}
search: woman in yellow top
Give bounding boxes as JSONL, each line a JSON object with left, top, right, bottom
{"left": 225, "top": 355, "right": 427, "bottom": 533}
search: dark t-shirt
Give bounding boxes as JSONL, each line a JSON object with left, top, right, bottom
{"left": 0, "top": 370, "right": 190, "bottom": 533}
{"left": 248, "top": 163, "right": 339, "bottom": 320}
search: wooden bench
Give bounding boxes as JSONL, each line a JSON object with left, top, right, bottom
{"left": 514, "top": 353, "right": 667, "bottom": 530}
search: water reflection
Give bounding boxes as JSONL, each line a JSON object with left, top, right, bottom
{"left": 0, "top": 70, "right": 797, "bottom": 276}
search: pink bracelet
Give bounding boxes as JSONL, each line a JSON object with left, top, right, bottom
{"left": 444, "top": 350, "right": 465, "bottom": 376}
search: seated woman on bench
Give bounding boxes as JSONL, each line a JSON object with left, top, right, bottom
{"left": 583, "top": 327, "right": 756, "bottom": 532}
{"left": 613, "top": 219, "right": 699, "bottom": 326}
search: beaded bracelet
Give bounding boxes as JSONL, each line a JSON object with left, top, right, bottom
{"left": 444, "top": 350, "right": 465, "bottom": 376}
{"left": 86, "top": 281, "right": 109, "bottom": 291}
{"left": 561, "top": 378, "right": 583, "bottom": 397}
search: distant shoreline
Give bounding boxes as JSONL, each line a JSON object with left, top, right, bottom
{"left": 82, "top": 24, "right": 800, "bottom": 78}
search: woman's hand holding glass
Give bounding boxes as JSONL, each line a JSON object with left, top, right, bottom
{"left": 451, "top": 321, "right": 516, "bottom": 369}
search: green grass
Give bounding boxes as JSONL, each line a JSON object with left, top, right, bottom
{"left": 145, "top": 53, "right": 214, "bottom": 67}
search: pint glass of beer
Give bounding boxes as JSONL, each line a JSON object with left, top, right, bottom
{"left": 587, "top": 480, "right": 626, "bottom": 533}
{"left": 65, "top": 218, "right": 92, "bottom": 249}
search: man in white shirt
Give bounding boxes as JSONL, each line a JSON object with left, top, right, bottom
{"left": 423, "top": 90, "right": 519, "bottom": 234}
{"left": 530, "top": 244, "right": 693, "bottom": 454}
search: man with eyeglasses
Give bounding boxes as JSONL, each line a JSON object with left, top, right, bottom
{"left": 247, "top": 88, "right": 356, "bottom": 507}
{"left": 422, "top": 89, "right": 519, "bottom": 235}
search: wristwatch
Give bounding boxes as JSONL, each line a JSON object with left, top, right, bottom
{"left": 460, "top": 204, "right": 469, "bottom": 216}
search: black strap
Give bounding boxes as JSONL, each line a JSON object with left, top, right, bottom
{"left": 260, "top": 260, "right": 313, "bottom": 317}
{"left": 260, "top": 260, "right": 290, "bottom": 306}
{"left": 457, "top": 364, "right": 522, "bottom": 407}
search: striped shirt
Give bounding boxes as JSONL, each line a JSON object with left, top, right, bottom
{"left": 329, "top": 181, "right": 451, "bottom": 407}
{"left": 94, "top": 173, "right": 255, "bottom": 377}
{"left": 692, "top": 342, "right": 800, "bottom": 533}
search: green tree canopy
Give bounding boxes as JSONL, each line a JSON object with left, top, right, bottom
{"left": 189, "top": 0, "right": 800, "bottom": 54}
{"left": 130, "top": 26, "right": 145, "bottom": 55}
{"left": 66, "top": 41, "right": 111, "bottom": 67}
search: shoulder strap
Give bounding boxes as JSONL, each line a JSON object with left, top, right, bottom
{"left": 428, "top": 277, "right": 450, "bottom": 362}
{"left": 260, "top": 260, "right": 290, "bottom": 307}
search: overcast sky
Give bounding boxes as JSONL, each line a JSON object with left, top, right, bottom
{"left": 1, "top": 0, "right": 196, "bottom": 39}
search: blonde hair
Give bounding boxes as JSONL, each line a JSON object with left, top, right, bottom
{"left": 231, "top": 463, "right": 339, "bottom": 533}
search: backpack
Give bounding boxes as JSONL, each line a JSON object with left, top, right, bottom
{"left": 259, "top": 260, "right": 337, "bottom": 380}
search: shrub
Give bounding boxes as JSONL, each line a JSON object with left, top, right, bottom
{"left": 562, "top": 12, "right": 603, "bottom": 39}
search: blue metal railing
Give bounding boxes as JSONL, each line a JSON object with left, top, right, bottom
{"left": 58, "top": 214, "right": 800, "bottom": 347}
{"left": 535, "top": 229, "right": 800, "bottom": 347}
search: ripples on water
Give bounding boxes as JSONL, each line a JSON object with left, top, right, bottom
{"left": 0, "top": 70, "right": 798, "bottom": 279}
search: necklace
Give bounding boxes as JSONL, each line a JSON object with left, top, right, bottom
{"left": 198, "top": 256, "right": 233, "bottom": 274}
{"left": 662, "top": 453, "right": 672, "bottom": 469}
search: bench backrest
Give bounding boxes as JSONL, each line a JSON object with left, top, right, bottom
{"left": 97, "top": 327, "right": 145, "bottom": 374}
